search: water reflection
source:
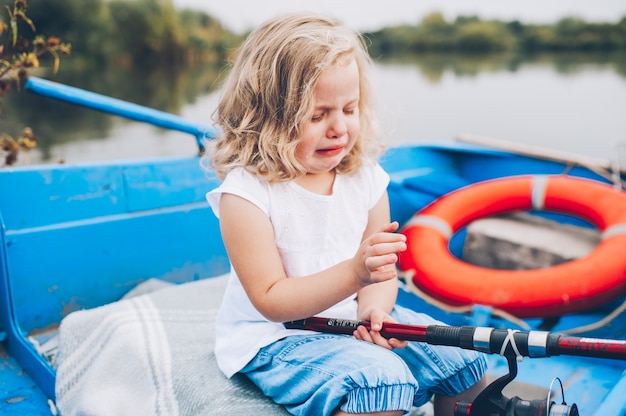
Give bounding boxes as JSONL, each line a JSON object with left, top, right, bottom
{"left": 3, "top": 61, "right": 225, "bottom": 163}
{"left": 373, "top": 52, "right": 626, "bottom": 161}
{"left": 3, "top": 52, "right": 626, "bottom": 165}
{"left": 379, "top": 51, "right": 626, "bottom": 80}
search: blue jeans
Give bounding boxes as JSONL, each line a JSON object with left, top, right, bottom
{"left": 241, "top": 305, "right": 487, "bottom": 415}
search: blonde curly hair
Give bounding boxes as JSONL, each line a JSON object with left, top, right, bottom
{"left": 206, "top": 12, "right": 384, "bottom": 182}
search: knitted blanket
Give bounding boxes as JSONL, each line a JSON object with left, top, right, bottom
{"left": 54, "top": 276, "right": 289, "bottom": 416}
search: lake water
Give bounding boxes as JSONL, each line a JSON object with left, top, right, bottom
{"left": 11, "top": 55, "right": 626, "bottom": 166}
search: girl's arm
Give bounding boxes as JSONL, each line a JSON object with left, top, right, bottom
{"left": 356, "top": 192, "right": 399, "bottom": 318}
{"left": 218, "top": 191, "right": 405, "bottom": 323}
{"left": 354, "top": 192, "right": 410, "bottom": 350}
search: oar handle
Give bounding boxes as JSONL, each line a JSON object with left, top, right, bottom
{"left": 25, "top": 76, "right": 217, "bottom": 152}
{"left": 285, "top": 317, "right": 626, "bottom": 361}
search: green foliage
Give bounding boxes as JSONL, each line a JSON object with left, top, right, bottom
{"left": 0, "top": 0, "right": 71, "bottom": 166}
{"left": 15, "top": 2, "right": 623, "bottom": 67}
{"left": 456, "top": 21, "right": 515, "bottom": 52}
{"left": 24, "top": 0, "right": 115, "bottom": 65}
{"left": 178, "top": 9, "right": 240, "bottom": 64}
{"left": 366, "top": 12, "right": 626, "bottom": 58}
{"left": 22, "top": 0, "right": 241, "bottom": 69}
{"left": 0, "top": 0, "right": 71, "bottom": 80}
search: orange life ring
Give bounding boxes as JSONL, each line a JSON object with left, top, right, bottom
{"left": 398, "top": 175, "right": 626, "bottom": 318}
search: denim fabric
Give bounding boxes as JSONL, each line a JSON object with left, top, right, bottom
{"left": 391, "top": 306, "right": 488, "bottom": 406}
{"left": 241, "top": 305, "right": 487, "bottom": 415}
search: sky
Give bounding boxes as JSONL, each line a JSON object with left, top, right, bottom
{"left": 172, "top": 0, "right": 626, "bottom": 33}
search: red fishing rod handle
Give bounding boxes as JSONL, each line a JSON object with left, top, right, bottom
{"left": 284, "top": 317, "right": 429, "bottom": 341}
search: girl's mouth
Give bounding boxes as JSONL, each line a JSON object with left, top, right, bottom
{"left": 316, "top": 146, "right": 344, "bottom": 157}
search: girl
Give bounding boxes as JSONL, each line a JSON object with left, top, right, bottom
{"left": 206, "top": 12, "right": 487, "bottom": 416}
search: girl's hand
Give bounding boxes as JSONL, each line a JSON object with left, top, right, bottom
{"left": 353, "top": 307, "right": 409, "bottom": 350}
{"left": 353, "top": 221, "right": 406, "bottom": 287}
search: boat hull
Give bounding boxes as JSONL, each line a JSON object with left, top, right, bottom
{"left": 1, "top": 142, "right": 625, "bottom": 414}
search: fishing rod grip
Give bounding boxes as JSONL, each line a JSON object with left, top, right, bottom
{"left": 431, "top": 326, "right": 626, "bottom": 361}
{"left": 425, "top": 325, "right": 561, "bottom": 359}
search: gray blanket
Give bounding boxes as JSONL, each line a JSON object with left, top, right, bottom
{"left": 55, "top": 276, "right": 289, "bottom": 416}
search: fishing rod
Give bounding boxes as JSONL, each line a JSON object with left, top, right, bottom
{"left": 284, "top": 316, "right": 626, "bottom": 361}
{"left": 285, "top": 317, "right": 626, "bottom": 415}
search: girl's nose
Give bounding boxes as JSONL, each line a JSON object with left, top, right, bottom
{"left": 327, "top": 114, "right": 347, "bottom": 138}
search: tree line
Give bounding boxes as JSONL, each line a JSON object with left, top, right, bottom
{"left": 8, "top": 0, "right": 243, "bottom": 69}
{"left": 365, "top": 12, "right": 626, "bottom": 57}
{"left": 5, "top": 1, "right": 626, "bottom": 69}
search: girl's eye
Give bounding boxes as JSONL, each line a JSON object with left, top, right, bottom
{"left": 344, "top": 108, "right": 355, "bottom": 115}
{"left": 311, "top": 113, "right": 324, "bottom": 122}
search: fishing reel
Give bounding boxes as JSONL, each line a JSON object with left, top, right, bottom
{"left": 454, "top": 352, "right": 579, "bottom": 416}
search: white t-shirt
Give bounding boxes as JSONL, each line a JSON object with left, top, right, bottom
{"left": 206, "top": 162, "right": 390, "bottom": 377}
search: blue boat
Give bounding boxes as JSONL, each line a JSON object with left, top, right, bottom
{"left": 0, "top": 77, "right": 625, "bottom": 415}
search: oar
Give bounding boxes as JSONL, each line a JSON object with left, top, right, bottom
{"left": 457, "top": 134, "right": 625, "bottom": 189}
{"left": 284, "top": 316, "right": 626, "bottom": 361}
{"left": 24, "top": 76, "right": 217, "bottom": 153}
{"left": 457, "top": 134, "right": 612, "bottom": 171}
